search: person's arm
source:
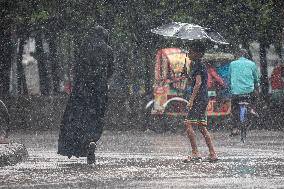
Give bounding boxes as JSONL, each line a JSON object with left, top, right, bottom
{"left": 210, "top": 67, "right": 225, "bottom": 87}
{"left": 188, "top": 75, "right": 202, "bottom": 109}
{"left": 207, "top": 67, "right": 213, "bottom": 89}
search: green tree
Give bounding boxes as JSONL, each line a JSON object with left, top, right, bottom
{"left": 0, "top": 1, "right": 15, "bottom": 97}
{"left": 187, "top": 0, "right": 284, "bottom": 99}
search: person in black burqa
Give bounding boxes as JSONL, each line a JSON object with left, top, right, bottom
{"left": 58, "top": 25, "right": 114, "bottom": 164}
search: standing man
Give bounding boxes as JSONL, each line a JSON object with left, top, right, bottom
{"left": 58, "top": 25, "right": 114, "bottom": 164}
{"left": 228, "top": 49, "right": 259, "bottom": 136}
{"left": 183, "top": 41, "right": 218, "bottom": 163}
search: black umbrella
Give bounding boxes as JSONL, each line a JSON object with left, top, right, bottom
{"left": 151, "top": 22, "right": 229, "bottom": 45}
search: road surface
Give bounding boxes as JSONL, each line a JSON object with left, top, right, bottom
{"left": 1, "top": 129, "right": 283, "bottom": 188}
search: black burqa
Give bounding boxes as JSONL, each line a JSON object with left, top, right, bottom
{"left": 58, "top": 26, "right": 114, "bottom": 158}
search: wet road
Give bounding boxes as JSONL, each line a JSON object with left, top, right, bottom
{"left": 1, "top": 129, "right": 284, "bottom": 188}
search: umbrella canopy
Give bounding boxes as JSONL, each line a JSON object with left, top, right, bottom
{"left": 151, "top": 22, "right": 229, "bottom": 45}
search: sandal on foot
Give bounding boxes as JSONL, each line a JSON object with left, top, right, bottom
{"left": 182, "top": 156, "right": 202, "bottom": 163}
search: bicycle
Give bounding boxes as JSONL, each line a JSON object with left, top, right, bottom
{"left": 238, "top": 101, "right": 250, "bottom": 143}
{"left": 238, "top": 99, "right": 258, "bottom": 143}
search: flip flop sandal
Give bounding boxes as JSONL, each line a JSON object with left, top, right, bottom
{"left": 182, "top": 156, "right": 202, "bottom": 163}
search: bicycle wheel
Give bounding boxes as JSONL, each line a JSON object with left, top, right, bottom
{"left": 239, "top": 104, "right": 247, "bottom": 143}
{"left": 0, "top": 100, "right": 9, "bottom": 138}
{"left": 163, "top": 101, "right": 187, "bottom": 134}
{"left": 144, "top": 103, "right": 169, "bottom": 133}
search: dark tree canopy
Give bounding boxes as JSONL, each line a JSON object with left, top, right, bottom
{"left": 0, "top": 0, "right": 283, "bottom": 98}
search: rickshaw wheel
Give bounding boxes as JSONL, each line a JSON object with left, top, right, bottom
{"left": 163, "top": 101, "right": 187, "bottom": 134}
{"left": 207, "top": 116, "right": 231, "bottom": 131}
{"left": 144, "top": 104, "right": 169, "bottom": 133}
{"left": 149, "top": 114, "right": 169, "bottom": 133}
{"left": 164, "top": 116, "right": 186, "bottom": 134}
{"left": 0, "top": 100, "right": 9, "bottom": 140}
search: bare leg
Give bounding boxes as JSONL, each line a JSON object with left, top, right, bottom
{"left": 198, "top": 125, "right": 217, "bottom": 159}
{"left": 185, "top": 121, "right": 201, "bottom": 158}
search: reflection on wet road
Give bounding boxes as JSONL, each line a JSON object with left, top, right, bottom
{"left": 1, "top": 130, "right": 283, "bottom": 188}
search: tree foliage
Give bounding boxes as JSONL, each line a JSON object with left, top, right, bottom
{"left": 0, "top": 0, "right": 283, "bottom": 97}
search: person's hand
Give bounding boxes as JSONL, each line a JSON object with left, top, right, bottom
{"left": 187, "top": 99, "right": 194, "bottom": 110}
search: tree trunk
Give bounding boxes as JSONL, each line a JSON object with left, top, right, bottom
{"left": 0, "top": 23, "right": 13, "bottom": 97}
{"left": 48, "top": 34, "right": 60, "bottom": 94}
{"left": 0, "top": 33, "right": 12, "bottom": 98}
{"left": 259, "top": 42, "right": 269, "bottom": 101}
{"left": 0, "top": 1, "right": 15, "bottom": 98}
{"left": 16, "top": 38, "right": 28, "bottom": 95}
{"left": 35, "top": 33, "right": 50, "bottom": 95}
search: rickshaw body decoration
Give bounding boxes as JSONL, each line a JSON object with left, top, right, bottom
{"left": 147, "top": 48, "right": 233, "bottom": 118}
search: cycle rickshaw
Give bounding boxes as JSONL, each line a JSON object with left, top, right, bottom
{"left": 145, "top": 47, "right": 234, "bottom": 132}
